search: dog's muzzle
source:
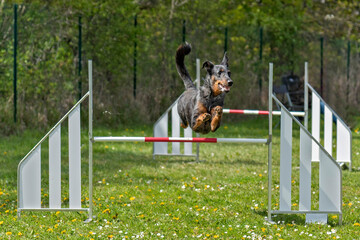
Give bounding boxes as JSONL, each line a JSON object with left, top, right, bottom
{"left": 223, "top": 79, "right": 233, "bottom": 93}
{"left": 217, "top": 78, "right": 233, "bottom": 93}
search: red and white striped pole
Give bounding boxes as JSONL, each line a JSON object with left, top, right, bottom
{"left": 223, "top": 109, "right": 305, "bottom": 117}
{"left": 94, "top": 136, "right": 268, "bottom": 144}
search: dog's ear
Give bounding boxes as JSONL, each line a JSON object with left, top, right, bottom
{"left": 202, "top": 61, "right": 214, "bottom": 73}
{"left": 221, "top": 52, "right": 229, "bottom": 68}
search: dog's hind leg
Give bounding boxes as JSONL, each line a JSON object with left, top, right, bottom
{"left": 177, "top": 98, "right": 189, "bottom": 129}
{"left": 210, "top": 106, "right": 223, "bottom": 132}
{"left": 180, "top": 116, "right": 188, "bottom": 129}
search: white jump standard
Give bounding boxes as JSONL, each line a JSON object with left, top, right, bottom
{"left": 17, "top": 60, "right": 345, "bottom": 225}
{"left": 17, "top": 93, "right": 91, "bottom": 218}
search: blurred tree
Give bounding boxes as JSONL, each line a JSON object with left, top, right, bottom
{"left": 0, "top": 0, "right": 359, "bottom": 133}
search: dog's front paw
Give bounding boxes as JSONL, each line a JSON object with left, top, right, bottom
{"left": 192, "top": 113, "right": 211, "bottom": 132}
{"left": 201, "top": 113, "right": 211, "bottom": 122}
{"left": 212, "top": 106, "right": 223, "bottom": 116}
{"left": 210, "top": 106, "right": 223, "bottom": 132}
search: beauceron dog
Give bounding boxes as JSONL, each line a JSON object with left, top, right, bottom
{"left": 176, "top": 42, "right": 233, "bottom": 134}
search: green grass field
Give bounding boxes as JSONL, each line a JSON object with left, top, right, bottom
{"left": 1, "top": 117, "right": 360, "bottom": 239}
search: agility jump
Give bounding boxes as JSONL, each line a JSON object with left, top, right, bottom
{"left": 18, "top": 61, "right": 344, "bottom": 224}
{"left": 153, "top": 61, "right": 352, "bottom": 171}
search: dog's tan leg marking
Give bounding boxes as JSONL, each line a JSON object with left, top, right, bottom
{"left": 197, "top": 102, "right": 207, "bottom": 113}
{"left": 192, "top": 113, "right": 211, "bottom": 132}
{"left": 192, "top": 102, "right": 209, "bottom": 131}
{"left": 210, "top": 106, "right": 223, "bottom": 132}
{"left": 181, "top": 122, "right": 188, "bottom": 128}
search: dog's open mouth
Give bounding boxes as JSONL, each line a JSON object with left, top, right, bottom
{"left": 219, "top": 83, "right": 231, "bottom": 93}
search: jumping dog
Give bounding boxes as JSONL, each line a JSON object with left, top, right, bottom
{"left": 176, "top": 43, "right": 233, "bottom": 134}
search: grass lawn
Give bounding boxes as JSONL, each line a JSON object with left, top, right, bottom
{"left": 1, "top": 117, "right": 360, "bottom": 239}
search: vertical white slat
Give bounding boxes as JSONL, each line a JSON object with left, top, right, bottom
{"left": 299, "top": 128, "right": 312, "bottom": 211}
{"left": 154, "top": 113, "right": 168, "bottom": 155}
{"left": 336, "top": 120, "right": 351, "bottom": 163}
{"left": 171, "top": 103, "right": 180, "bottom": 154}
{"left": 49, "top": 125, "right": 61, "bottom": 209}
{"left": 304, "top": 62, "right": 309, "bottom": 129}
{"left": 324, "top": 106, "right": 333, "bottom": 156}
{"left": 279, "top": 108, "right": 292, "bottom": 211}
{"left": 319, "top": 150, "right": 341, "bottom": 212}
{"left": 19, "top": 145, "right": 41, "bottom": 209}
{"left": 311, "top": 92, "right": 320, "bottom": 162}
{"left": 69, "top": 105, "right": 81, "bottom": 209}
{"left": 184, "top": 127, "right": 193, "bottom": 155}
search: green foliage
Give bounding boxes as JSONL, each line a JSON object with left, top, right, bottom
{"left": 0, "top": 0, "right": 359, "bottom": 133}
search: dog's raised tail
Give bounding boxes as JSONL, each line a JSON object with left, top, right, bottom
{"left": 176, "top": 43, "right": 195, "bottom": 89}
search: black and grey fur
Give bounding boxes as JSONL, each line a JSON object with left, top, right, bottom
{"left": 176, "top": 42, "right": 233, "bottom": 134}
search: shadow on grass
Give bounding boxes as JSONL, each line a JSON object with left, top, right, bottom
{"left": 255, "top": 209, "right": 307, "bottom": 225}
{"left": 256, "top": 209, "right": 342, "bottom": 226}
{"left": 352, "top": 134, "right": 360, "bottom": 140}
{"left": 152, "top": 156, "right": 265, "bottom": 166}
{"left": 93, "top": 145, "right": 266, "bottom": 168}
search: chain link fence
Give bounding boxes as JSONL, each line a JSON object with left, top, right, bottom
{"left": 0, "top": 3, "right": 359, "bottom": 133}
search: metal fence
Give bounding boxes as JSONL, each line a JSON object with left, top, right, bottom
{"left": 0, "top": 3, "right": 359, "bottom": 131}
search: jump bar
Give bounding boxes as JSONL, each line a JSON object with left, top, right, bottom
{"left": 223, "top": 109, "right": 305, "bottom": 117}
{"left": 94, "top": 137, "right": 268, "bottom": 144}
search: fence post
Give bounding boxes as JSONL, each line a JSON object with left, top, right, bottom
{"left": 346, "top": 41, "right": 350, "bottom": 104}
{"left": 133, "top": 15, "right": 137, "bottom": 98}
{"left": 78, "top": 16, "right": 82, "bottom": 100}
{"left": 304, "top": 62, "right": 309, "bottom": 129}
{"left": 320, "top": 37, "right": 324, "bottom": 97}
{"left": 224, "top": 27, "right": 228, "bottom": 53}
{"left": 182, "top": 20, "right": 186, "bottom": 43}
{"left": 258, "top": 27, "right": 263, "bottom": 94}
{"left": 13, "top": 4, "right": 18, "bottom": 123}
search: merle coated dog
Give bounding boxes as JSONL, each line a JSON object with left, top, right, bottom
{"left": 176, "top": 43, "right": 233, "bottom": 134}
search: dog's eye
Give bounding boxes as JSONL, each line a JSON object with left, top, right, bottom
{"left": 218, "top": 71, "right": 223, "bottom": 76}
